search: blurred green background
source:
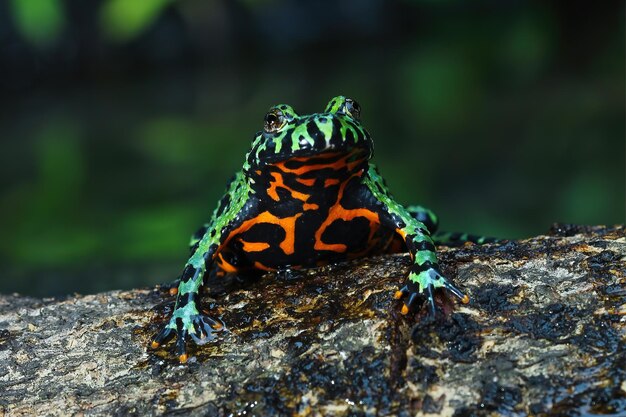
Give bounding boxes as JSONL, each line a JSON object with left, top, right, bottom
{"left": 0, "top": 0, "right": 623, "bottom": 296}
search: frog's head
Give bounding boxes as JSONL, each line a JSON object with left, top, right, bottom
{"left": 243, "top": 96, "right": 373, "bottom": 174}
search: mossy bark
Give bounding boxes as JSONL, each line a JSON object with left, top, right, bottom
{"left": 1, "top": 225, "right": 624, "bottom": 416}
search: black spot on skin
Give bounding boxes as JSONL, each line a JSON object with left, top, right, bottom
{"left": 183, "top": 292, "right": 196, "bottom": 305}
{"left": 345, "top": 129, "right": 354, "bottom": 143}
{"left": 306, "top": 120, "right": 325, "bottom": 145}
{"left": 176, "top": 295, "right": 188, "bottom": 309}
{"left": 330, "top": 117, "right": 343, "bottom": 147}
{"left": 414, "top": 241, "right": 436, "bottom": 253}
{"left": 318, "top": 117, "right": 328, "bottom": 123}
{"left": 411, "top": 261, "right": 437, "bottom": 273}
{"left": 181, "top": 265, "right": 195, "bottom": 282}
{"left": 189, "top": 243, "right": 199, "bottom": 254}
{"left": 214, "top": 195, "right": 231, "bottom": 218}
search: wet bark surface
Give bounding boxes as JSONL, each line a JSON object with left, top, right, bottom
{"left": 1, "top": 225, "right": 624, "bottom": 416}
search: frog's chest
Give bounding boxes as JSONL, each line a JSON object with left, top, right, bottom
{"left": 218, "top": 154, "right": 390, "bottom": 271}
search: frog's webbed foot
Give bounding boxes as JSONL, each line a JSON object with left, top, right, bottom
{"left": 394, "top": 266, "right": 469, "bottom": 316}
{"left": 151, "top": 311, "right": 225, "bottom": 363}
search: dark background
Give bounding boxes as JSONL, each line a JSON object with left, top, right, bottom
{"left": 0, "top": 0, "right": 623, "bottom": 296}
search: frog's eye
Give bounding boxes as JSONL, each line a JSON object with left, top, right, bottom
{"left": 263, "top": 110, "right": 285, "bottom": 134}
{"left": 344, "top": 98, "right": 361, "bottom": 120}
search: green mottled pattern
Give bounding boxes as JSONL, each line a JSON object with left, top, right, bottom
{"left": 167, "top": 302, "right": 200, "bottom": 331}
{"left": 324, "top": 96, "right": 343, "bottom": 113}
{"left": 244, "top": 96, "right": 369, "bottom": 170}
{"left": 178, "top": 271, "right": 202, "bottom": 295}
{"left": 414, "top": 250, "right": 438, "bottom": 266}
{"left": 167, "top": 171, "right": 252, "bottom": 334}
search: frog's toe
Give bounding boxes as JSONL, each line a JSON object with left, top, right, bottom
{"left": 395, "top": 281, "right": 421, "bottom": 315}
{"left": 425, "top": 283, "right": 437, "bottom": 316}
{"left": 189, "top": 315, "right": 225, "bottom": 345}
{"left": 441, "top": 279, "right": 470, "bottom": 304}
{"left": 151, "top": 314, "right": 225, "bottom": 363}
{"left": 397, "top": 283, "right": 437, "bottom": 316}
{"left": 397, "top": 267, "right": 469, "bottom": 315}
{"left": 151, "top": 326, "right": 175, "bottom": 349}
{"left": 394, "top": 284, "right": 411, "bottom": 300}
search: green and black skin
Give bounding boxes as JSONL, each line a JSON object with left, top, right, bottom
{"left": 151, "top": 96, "right": 497, "bottom": 362}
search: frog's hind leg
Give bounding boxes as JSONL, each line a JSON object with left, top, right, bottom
{"left": 432, "top": 231, "right": 499, "bottom": 247}
{"left": 406, "top": 205, "right": 499, "bottom": 247}
{"left": 406, "top": 205, "right": 438, "bottom": 234}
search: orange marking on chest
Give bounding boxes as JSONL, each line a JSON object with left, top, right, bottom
{"left": 314, "top": 172, "right": 381, "bottom": 253}
{"left": 267, "top": 171, "right": 319, "bottom": 210}
{"left": 324, "top": 178, "right": 340, "bottom": 187}
{"left": 222, "top": 211, "right": 303, "bottom": 257}
{"left": 296, "top": 178, "right": 316, "bottom": 186}
{"left": 240, "top": 240, "right": 271, "bottom": 252}
{"left": 216, "top": 252, "right": 238, "bottom": 273}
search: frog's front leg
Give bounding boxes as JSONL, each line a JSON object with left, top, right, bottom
{"left": 151, "top": 173, "right": 257, "bottom": 362}
{"left": 151, "top": 259, "right": 224, "bottom": 362}
{"left": 362, "top": 165, "right": 468, "bottom": 315}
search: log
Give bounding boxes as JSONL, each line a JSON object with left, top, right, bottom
{"left": 1, "top": 225, "right": 624, "bottom": 416}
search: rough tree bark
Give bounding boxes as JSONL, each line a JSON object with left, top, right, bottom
{"left": 0, "top": 225, "right": 624, "bottom": 417}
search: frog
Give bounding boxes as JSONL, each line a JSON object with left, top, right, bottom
{"left": 150, "top": 96, "right": 496, "bottom": 362}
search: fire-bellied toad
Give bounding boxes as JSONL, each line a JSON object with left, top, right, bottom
{"left": 151, "top": 96, "right": 495, "bottom": 362}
